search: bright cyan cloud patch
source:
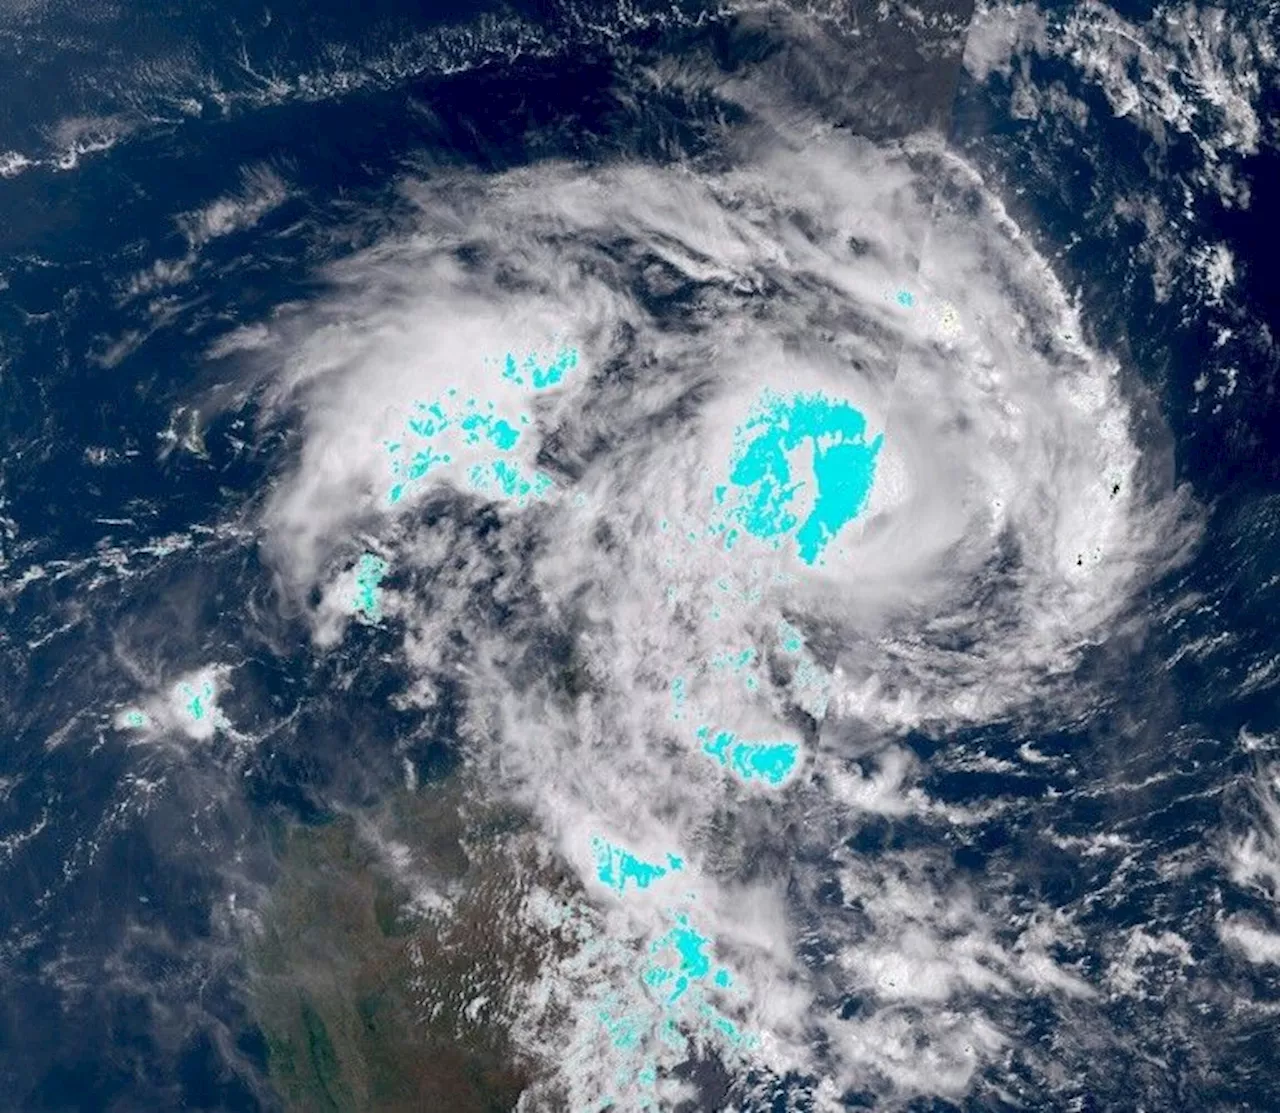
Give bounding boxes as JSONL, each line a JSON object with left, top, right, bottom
{"left": 713, "top": 390, "right": 883, "bottom": 566}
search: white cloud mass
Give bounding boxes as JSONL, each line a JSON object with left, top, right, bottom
{"left": 240, "top": 118, "right": 1198, "bottom": 1106}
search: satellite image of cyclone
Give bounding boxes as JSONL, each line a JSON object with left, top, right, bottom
{"left": 2, "top": 0, "right": 1279, "bottom": 1108}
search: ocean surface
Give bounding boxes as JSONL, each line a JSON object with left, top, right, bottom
{"left": 2, "top": 0, "right": 1279, "bottom": 1108}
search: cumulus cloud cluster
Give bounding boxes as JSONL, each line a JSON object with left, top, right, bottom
{"left": 1220, "top": 758, "right": 1280, "bottom": 968}
{"left": 961, "top": 0, "right": 1276, "bottom": 323}
{"left": 965, "top": 0, "right": 1273, "bottom": 202}
{"left": 240, "top": 116, "right": 1196, "bottom": 1105}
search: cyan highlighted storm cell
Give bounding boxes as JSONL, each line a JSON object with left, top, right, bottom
{"left": 668, "top": 642, "right": 810, "bottom": 787}
{"left": 586, "top": 906, "right": 752, "bottom": 1104}
{"left": 582, "top": 835, "right": 753, "bottom": 1089}
{"left": 696, "top": 726, "right": 798, "bottom": 787}
{"left": 167, "top": 668, "right": 230, "bottom": 740}
{"left": 382, "top": 346, "right": 578, "bottom": 508}
{"left": 499, "top": 347, "right": 579, "bottom": 390}
{"left": 714, "top": 390, "right": 883, "bottom": 565}
{"left": 351, "top": 552, "right": 388, "bottom": 623}
{"left": 642, "top": 914, "right": 738, "bottom": 1008}
{"left": 180, "top": 679, "right": 215, "bottom": 723}
{"left": 592, "top": 837, "right": 684, "bottom": 896}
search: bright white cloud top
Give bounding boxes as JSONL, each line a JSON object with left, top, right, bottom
{"left": 116, "top": 665, "right": 233, "bottom": 744}
{"left": 242, "top": 125, "right": 1197, "bottom": 1106}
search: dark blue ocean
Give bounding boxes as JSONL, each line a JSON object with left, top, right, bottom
{"left": 2, "top": 0, "right": 1279, "bottom": 1108}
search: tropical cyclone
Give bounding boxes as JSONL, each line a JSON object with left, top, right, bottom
{"left": 252, "top": 122, "right": 1196, "bottom": 1106}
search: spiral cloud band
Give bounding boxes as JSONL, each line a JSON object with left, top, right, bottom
{"left": 251, "top": 125, "right": 1196, "bottom": 1105}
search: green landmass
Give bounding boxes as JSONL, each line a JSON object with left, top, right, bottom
{"left": 247, "top": 783, "right": 573, "bottom": 1112}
